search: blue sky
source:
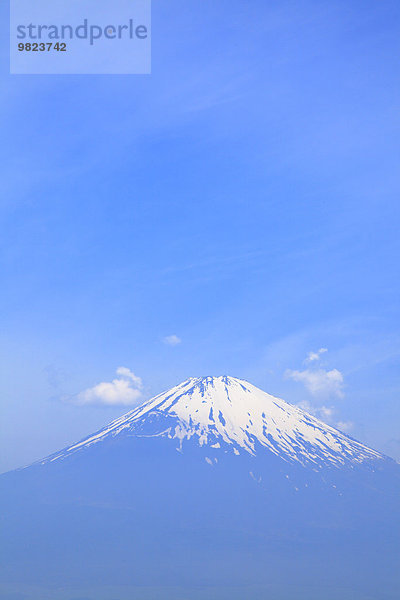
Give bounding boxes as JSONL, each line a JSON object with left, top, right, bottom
{"left": 1, "top": 0, "right": 399, "bottom": 472}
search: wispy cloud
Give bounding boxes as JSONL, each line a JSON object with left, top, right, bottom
{"left": 336, "top": 421, "right": 353, "bottom": 432}
{"left": 74, "top": 367, "right": 143, "bottom": 407}
{"left": 286, "top": 367, "right": 344, "bottom": 400}
{"left": 306, "top": 347, "right": 328, "bottom": 363}
{"left": 286, "top": 348, "right": 347, "bottom": 427}
{"left": 163, "top": 334, "right": 182, "bottom": 347}
{"left": 297, "top": 399, "right": 335, "bottom": 420}
{"left": 298, "top": 400, "right": 353, "bottom": 433}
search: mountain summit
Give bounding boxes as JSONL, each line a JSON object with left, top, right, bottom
{"left": 45, "top": 375, "right": 382, "bottom": 470}
{"left": 1, "top": 376, "right": 399, "bottom": 600}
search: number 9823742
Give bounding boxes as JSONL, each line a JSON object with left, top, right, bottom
{"left": 18, "top": 42, "right": 67, "bottom": 52}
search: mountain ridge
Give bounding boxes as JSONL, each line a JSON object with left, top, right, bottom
{"left": 38, "top": 375, "right": 386, "bottom": 471}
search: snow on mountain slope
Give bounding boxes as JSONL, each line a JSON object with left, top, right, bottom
{"left": 41, "top": 376, "right": 384, "bottom": 469}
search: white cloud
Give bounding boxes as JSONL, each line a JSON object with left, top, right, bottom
{"left": 318, "top": 406, "right": 334, "bottom": 419}
{"left": 286, "top": 367, "right": 344, "bottom": 400}
{"left": 115, "top": 366, "right": 142, "bottom": 386}
{"left": 306, "top": 347, "right": 328, "bottom": 362}
{"left": 336, "top": 421, "right": 353, "bottom": 432}
{"left": 287, "top": 349, "right": 349, "bottom": 427}
{"left": 297, "top": 400, "right": 335, "bottom": 421}
{"left": 75, "top": 367, "right": 143, "bottom": 407}
{"left": 163, "top": 334, "right": 182, "bottom": 346}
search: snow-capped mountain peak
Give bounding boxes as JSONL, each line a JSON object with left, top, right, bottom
{"left": 43, "top": 375, "right": 383, "bottom": 469}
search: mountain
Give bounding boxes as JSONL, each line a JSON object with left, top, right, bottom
{"left": 42, "top": 375, "right": 384, "bottom": 468}
{"left": 1, "top": 376, "right": 399, "bottom": 600}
